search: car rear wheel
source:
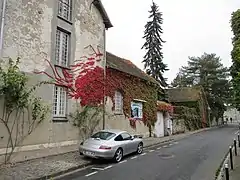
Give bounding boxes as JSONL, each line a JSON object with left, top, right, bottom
{"left": 136, "top": 143, "right": 143, "bottom": 154}
{"left": 114, "top": 148, "right": 123, "bottom": 163}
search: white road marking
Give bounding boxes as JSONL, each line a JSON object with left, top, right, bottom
{"left": 119, "top": 160, "right": 127, "bottom": 164}
{"left": 131, "top": 156, "right": 138, "bottom": 159}
{"left": 157, "top": 147, "right": 161, "bottom": 150}
{"left": 85, "top": 171, "right": 98, "bottom": 177}
{"left": 149, "top": 150, "right": 155, "bottom": 152}
{"left": 163, "top": 145, "right": 168, "bottom": 148}
{"left": 104, "top": 165, "right": 113, "bottom": 170}
{"left": 140, "top": 153, "right": 146, "bottom": 156}
{"left": 173, "top": 142, "right": 179, "bottom": 144}
{"left": 91, "top": 167, "right": 104, "bottom": 171}
{"left": 169, "top": 143, "right": 173, "bottom": 146}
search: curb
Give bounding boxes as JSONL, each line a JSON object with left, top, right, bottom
{"left": 33, "top": 161, "right": 93, "bottom": 180}
{"left": 215, "top": 150, "right": 230, "bottom": 180}
{"left": 215, "top": 129, "right": 239, "bottom": 180}
{"left": 34, "top": 126, "right": 220, "bottom": 180}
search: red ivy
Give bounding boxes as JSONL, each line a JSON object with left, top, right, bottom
{"left": 157, "top": 101, "right": 174, "bottom": 115}
{"left": 35, "top": 45, "right": 158, "bottom": 129}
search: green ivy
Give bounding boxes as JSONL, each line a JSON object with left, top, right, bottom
{"left": 173, "top": 106, "right": 201, "bottom": 130}
{"left": 0, "top": 58, "right": 49, "bottom": 164}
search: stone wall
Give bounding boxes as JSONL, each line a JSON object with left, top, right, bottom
{"left": 0, "top": 0, "right": 106, "bottom": 148}
{"left": 172, "top": 119, "right": 187, "bottom": 135}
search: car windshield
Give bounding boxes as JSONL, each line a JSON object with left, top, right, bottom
{"left": 91, "top": 131, "right": 116, "bottom": 140}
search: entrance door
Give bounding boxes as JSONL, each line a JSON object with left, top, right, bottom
{"left": 154, "top": 112, "right": 164, "bottom": 137}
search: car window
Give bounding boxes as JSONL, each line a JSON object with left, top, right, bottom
{"left": 121, "top": 133, "right": 131, "bottom": 140}
{"left": 114, "top": 135, "right": 123, "bottom": 141}
{"left": 91, "top": 131, "right": 116, "bottom": 140}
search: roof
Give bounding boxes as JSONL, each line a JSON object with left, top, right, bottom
{"left": 92, "top": 0, "right": 113, "bottom": 29}
{"left": 167, "top": 87, "right": 203, "bottom": 103}
{"left": 106, "top": 52, "right": 159, "bottom": 85}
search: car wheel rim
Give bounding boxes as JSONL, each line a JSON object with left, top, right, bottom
{"left": 138, "top": 144, "right": 143, "bottom": 153}
{"left": 116, "top": 150, "right": 122, "bottom": 162}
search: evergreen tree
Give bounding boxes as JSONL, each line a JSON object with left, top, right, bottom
{"left": 142, "top": 1, "right": 168, "bottom": 87}
{"left": 171, "top": 53, "right": 230, "bottom": 121}
{"left": 230, "top": 9, "right": 240, "bottom": 110}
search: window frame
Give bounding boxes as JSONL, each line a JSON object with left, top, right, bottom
{"left": 114, "top": 90, "right": 123, "bottom": 114}
{"left": 120, "top": 133, "right": 132, "bottom": 141}
{"left": 52, "top": 85, "right": 68, "bottom": 119}
{"left": 57, "top": 0, "right": 72, "bottom": 23}
{"left": 130, "top": 101, "right": 143, "bottom": 119}
{"left": 55, "top": 28, "right": 70, "bottom": 68}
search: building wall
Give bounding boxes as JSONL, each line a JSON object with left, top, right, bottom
{"left": 0, "top": 0, "right": 106, "bottom": 148}
{"left": 104, "top": 97, "right": 149, "bottom": 137}
{"left": 172, "top": 119, "right": 187, "bottom": 135}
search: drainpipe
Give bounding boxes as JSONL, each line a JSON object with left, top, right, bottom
{"left": 102, "top": 27, "right": 106, "bottom": 130}
{"left": 0, "top": 0, "right": 7, "bottom": 57}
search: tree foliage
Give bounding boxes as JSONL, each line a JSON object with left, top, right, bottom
{"left": 230, "top": 9, "right": 240, "bottom": 110}
{"left": 171, "top": 53, "right": 230, "bottom": 120}
{"left": 142, "top": 1, "right": 168, "bottom": 87}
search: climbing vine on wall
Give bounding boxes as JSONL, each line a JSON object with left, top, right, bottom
{"left": 35, "top": 45, "right": 159, "bottom": 129}
{"left": 157, "top": 101, "right": 173, "bottom": 114}
{"left": 173, "top": 106, "right": 201, "bottom": 130}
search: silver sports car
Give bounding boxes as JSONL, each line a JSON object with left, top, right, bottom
{"left": 79, "top": 129, "right": 143, "bottom": 162}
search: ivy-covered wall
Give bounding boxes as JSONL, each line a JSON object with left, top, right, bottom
{"left": 106, "top": 69, "right": 159, "bottom": 128}
{"left": 173, "top": 105, "right": 201, "bottom": 130}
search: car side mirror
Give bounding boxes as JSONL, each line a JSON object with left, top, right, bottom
{"left": 130, "top": 136, "right": 134, "bottom": 140}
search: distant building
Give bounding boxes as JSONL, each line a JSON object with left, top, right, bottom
{"left": 224, "top": 106, "right": 240, "bottom": 123}
{"left": 167, "top": 86, "right": 209, "bottom": 128}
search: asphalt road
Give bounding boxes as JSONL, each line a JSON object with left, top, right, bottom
{"left": 57, "top": 125, "right": 238, "bottom": 180}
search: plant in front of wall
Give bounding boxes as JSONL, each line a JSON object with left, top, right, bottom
{"left": 69, "top": 103, "right": 103, "bottom": 140}
{"left": 157, "top": 101, "right": 173, "bottom": 114}
{"left": 106, "top": 69, "right": 158, "bottom": 136}
{"left": 0, "top": 58, "right": 49, "bottom": 164}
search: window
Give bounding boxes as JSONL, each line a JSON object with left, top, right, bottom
{"left": 114, "top": 135, "right": 123, "bottom": 141}
{"left": 58, "top": 0, "right": 72, "bottom": 21}
{"left": 114, "top": 133, "right": 131, "bottom": 141}
{"left": 121, "top": 133, "right": 132, "bottom": 140}
{"left": 55, "top": 29, "right": 70, "bottom": 67}
{"left": 91, "top": 131, "right": 116, "bottom": 140}
{"left": 131, "top": 101, "right": 143, "bottom": 119}
{"left": 114, "top": 91, "right": 123, "bottom": 114}
{"left": 53, "top": 85, "right": 67, "bottom": 118}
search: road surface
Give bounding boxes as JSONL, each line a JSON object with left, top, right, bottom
{"left": 57, "top": 125, "right": 238, "bottom": 180}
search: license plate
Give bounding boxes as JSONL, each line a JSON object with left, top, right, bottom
{"left": 84, "top": 151, "right": 95, "bottom": 156}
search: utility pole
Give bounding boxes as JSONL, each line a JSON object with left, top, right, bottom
{"left": 102, "top": 28, "right": 106, "bottom": 130}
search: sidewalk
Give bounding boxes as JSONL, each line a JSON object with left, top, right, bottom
{"left": 0, "top": 127, "right": 214, "bottom": 180}
{"left": 230, "top": 148, "right": 240, "bottom": 179}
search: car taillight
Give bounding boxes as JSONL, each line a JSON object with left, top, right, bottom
{"left": 99, "top": 145, "right": 111, "bottom": 150}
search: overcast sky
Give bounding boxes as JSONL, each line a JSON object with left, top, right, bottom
{"left": 102, "top": 0, "right": 240, "bottom": 83}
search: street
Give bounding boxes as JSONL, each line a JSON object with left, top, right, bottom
{"left": 56, "top": 125, "right": 238, "bottom": 180}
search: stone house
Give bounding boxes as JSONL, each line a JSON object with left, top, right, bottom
{"left": 0, "top": 0, "right": 113, "bottom": 151}
{"left": 167, "top": 86, "right": 209, "bottom": 133}
{"left": 105, "top": 52, "right": 162, "bottom": 137}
